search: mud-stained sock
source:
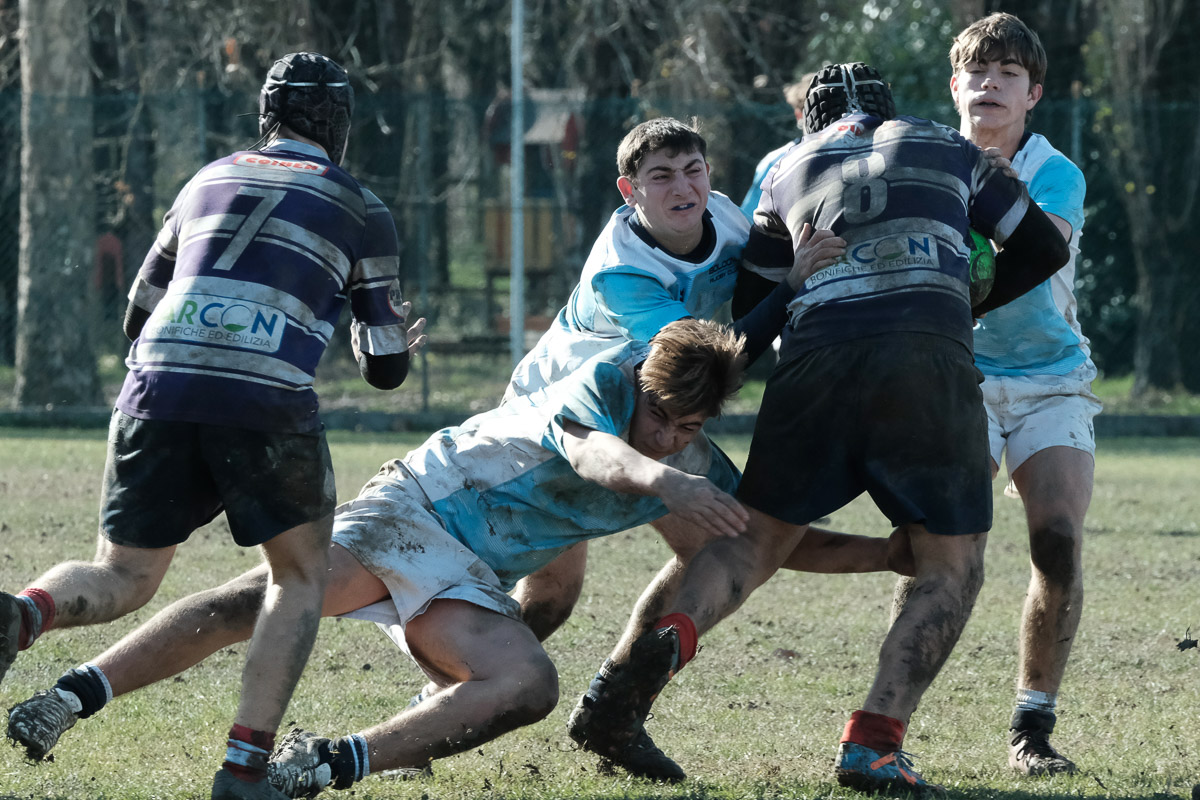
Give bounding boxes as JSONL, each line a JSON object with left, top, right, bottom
{"left": 323, "top": 733, "right": 370, "bottom": 789}
{"left": 16, "top": 589, "right": 55, "bottom": 650}
{"left": 53, "top": 662, "right": 113, "bottom": 718}
{"left": 1012, "top": 688, "right": 1058, "bottom": 732}
{"left": 1014, "top": 687, "right": 1057, "bottom": 714}
{"left": 222, "top": 724, "right": 275, "bottom": 783}
{"left": 841, "top": 710, "right": 906, "bottom": 753}
{"left": 654, "top": 612, "right": 698, "bottom": 672}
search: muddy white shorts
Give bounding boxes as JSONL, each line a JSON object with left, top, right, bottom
{"left": 981, "top": 362, "right": 1103, "bottom": 476}
{"left": 331, "top": 470, "right": 522, "bottom": 675}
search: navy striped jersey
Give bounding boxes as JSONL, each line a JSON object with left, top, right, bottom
{"left": 749, "top": 113, "right": 1031, "bottom": 355}
{"left": 117, "top": 140, "right": 408, "bottom": 433}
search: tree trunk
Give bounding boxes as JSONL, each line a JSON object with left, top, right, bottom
{"left": 1131, "top": 254, "right": 1183, "bottom": 395}
{"left": 14, "top": 0, "right": 100, "bottom": 407}
{"left": 1088, "top": 0, "right": 1195, "bottom": 396}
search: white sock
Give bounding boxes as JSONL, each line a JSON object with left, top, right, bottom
{"left": 1015, "top": 687, "right": 1057, "bottom": 713}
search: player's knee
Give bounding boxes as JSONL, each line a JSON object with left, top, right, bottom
{"left": 500, "top": 652, "right": 559, "bottom": 725}
{"left": 190, "top": 573, "right": 268, "bottom": 629}
{"left": 929, "top": 543, "right": 986, "bottom": 606}
{"left": 721, "top": 533, "right": 782, "bottom": 588}
{"left": 261, "top": 521, "right": 335, "bottom": 584}
{"left": 1029, "top": 516, "right": 1080, "bottom": 588}
{"left": 105, "top": 563, "right": 165, "bottom": 611}
{"left": 267, "top": 553, "right": 331, "bottom": 592}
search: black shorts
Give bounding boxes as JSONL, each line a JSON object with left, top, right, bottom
{"left": 738, "top": 333, "right": 992, "bottom": 535}
{"left": 100, "top": 411, "right": 336, "bottom": 548}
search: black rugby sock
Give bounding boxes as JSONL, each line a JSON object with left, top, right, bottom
{"left": 53, "top": 662, "right": 112, "bottom": 718}
{"left": 323, "top": 734, "right": 370, "bottom": 789}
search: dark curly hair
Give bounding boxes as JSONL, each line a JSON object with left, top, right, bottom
{"left": 616, "top": 118, "right": 707, "bottom": 180}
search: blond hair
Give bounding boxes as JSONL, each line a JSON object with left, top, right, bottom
{"left": 783, "top": 77, "right": 812, "bottom": 111}
{"left": 640, "top": 319, "right": 746, "bottom": 419}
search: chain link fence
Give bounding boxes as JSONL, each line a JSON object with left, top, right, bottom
{"left": 0, "top": 88, "right": 1192, "bottom": 415}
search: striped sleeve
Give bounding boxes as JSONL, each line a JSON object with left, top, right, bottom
{"left": 348, "top": 189, "right": 407, "bottom": 355}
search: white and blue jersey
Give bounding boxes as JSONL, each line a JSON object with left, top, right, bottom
{"left": 750, "top": 113, "right": 1031, "bottom": 356}
{"left": 973, "top": 134, "right": 1091, "bottom": 376}
{"left": 117, "top": 140, "right": 408, "bottom": 433}
{"left": 739, "top": 139, "right": 798, "bottom": 220}
{"left": 398, "top": 340, "right": 739, "bottom": 589}
{"left": 505, "top": 192, "right": 750, "bottom": 402}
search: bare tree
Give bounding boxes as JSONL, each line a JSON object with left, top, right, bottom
{"left": 1088, "top": 0, "right": 1199, "bottom": 395}
{"left": 0, "top": 0, "right": 20, "bottom": 365}
{"left": 14, "top": 0, "right": 100, "bottom": 407}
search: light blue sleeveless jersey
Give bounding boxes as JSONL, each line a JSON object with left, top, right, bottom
{"left": 973, "top": 134, "right": 1092, "bottom": 376}
{"left": 394, "top": 341, "right": 739, "bottom": 589}
{"left": 505, "top": 193, "right": 749, "bottom": 402}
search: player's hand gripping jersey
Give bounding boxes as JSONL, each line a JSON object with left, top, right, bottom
{"left": 749, "top": 112, "right": 1031, "bottom": 355}
{"left": 117, "top": 140, "right": 409, "bottom": 432}
{"left": 505, "top": 193, "right": 750, "bottom": 402}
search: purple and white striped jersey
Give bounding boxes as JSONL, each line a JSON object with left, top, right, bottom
{"left": 117, "top": 140, "right": 408, "bottom": 433}
{"left": 749, "top": 113, "right": 1031, "bottom": 356}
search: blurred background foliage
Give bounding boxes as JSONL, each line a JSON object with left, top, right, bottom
{"left": 0, "top": 0, "right": 1195, "bottom": 413}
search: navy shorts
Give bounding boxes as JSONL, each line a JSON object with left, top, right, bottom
{"left": 738, "top": 333, "right": 992, "bottom": 535}
{"left": 100, "top": 411, "right": 337, "bottom": 548}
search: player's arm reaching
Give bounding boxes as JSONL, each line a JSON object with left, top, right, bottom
{"left": 351, "top": 300, "right": 427, "bottom": 389}
{"left": 560, "top": 419, "right": 748, "bottom": 541}
{"left": 731, "top": 221, "right": 844, "bottom": 327}
{"left": 123, "top": 192, "right": 189, "bottom": 342}
{"left": 347, "top": 194, "right": 427, "bottom": 390}
{"left": 593, "top": 227, "right": 842, "bottom": 365}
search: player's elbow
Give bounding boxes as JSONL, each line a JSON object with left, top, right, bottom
{"left": 1046, "top": 230, "right": 1070, "bottom": 271}
{"left": 123, "top": 304, "right": 150, "bottom": 342}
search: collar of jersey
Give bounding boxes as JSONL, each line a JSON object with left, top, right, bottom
{"left": 627, "top": 208, "right": 717, "bottom": 265}
{"left": 261, "top": 139, "right": 329, "bottom": 160}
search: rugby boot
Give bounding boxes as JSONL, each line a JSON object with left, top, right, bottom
{"left": 834, "top": 741, "right": 945, "bottom": 798}
{"left": 7, "top": 689, "right": 78, "bottom": 760}
{"left": 1008, "top": 708, "right": 1076, "bottom": 776}
{"left": 598, "top": 725, "right": 686, "bottom": 783}
{"left": 212, "top": 769, "right": 291, "bottom": 800}
{"left": 567, "top": 626, "right": 682, "bottom": 762}
{"left": 267, "top": 728, "right": 333, "bottom": 798}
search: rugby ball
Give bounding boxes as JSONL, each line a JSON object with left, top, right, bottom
{"left": 967, "top": 228, "right": 996, "bottom": 308}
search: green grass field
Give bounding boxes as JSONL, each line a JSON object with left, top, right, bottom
{"left": 1, "top": 430, "right": 1198, "bottom": 799}
{"left": 7, "top": 359, "right": 1200, "bottom": 418}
